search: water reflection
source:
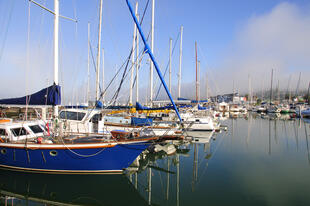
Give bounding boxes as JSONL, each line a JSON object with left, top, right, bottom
{"left": 1, "top": 114, "right": 310, "bottom": 206}
{"left": 0, "top": 170, "right": 147, "bottom": 206}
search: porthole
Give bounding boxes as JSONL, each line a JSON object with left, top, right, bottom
{"left": 1, "top": 149, "right": 7, "bottom": 155}
{"left": 49, "top": 150, "right": 58, "bottom": 156}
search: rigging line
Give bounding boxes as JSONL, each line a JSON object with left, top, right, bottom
{"left": 127, "top": 50, "right": 146, "bottom": 105}
{"left": 87, "top": 0, "right": 151, "bottom": 110}
{"left": 197, "top": 44, "right": 220, "bottom": 96}
{"left": 111, "top": 38, "right": 151, "bottom": 104}
{"left": 111, "top": 51, "right": 133, "bottom": 103}
{"left": 110, "top": 2, "right": 151, "bottom": 104}
{"left": 0, "top": 0, "right": 15, "bottom": 62}
{"left": 140, "top": 0, "right": 150, "bottom": 25}
{"left": 154, "top": 31, "right": 181, "bottom": 101}
{"left": 37, "top": 0, "right": 47, "bottom": 52}
{"left": 89, "top": 42, "right": 102, "bottom": 93}
{"left": 112, "top": 43, "right": 148, "bottom": 104}
{"left": 25, "top": 0, "right": 31, "bottom": 121}
{"left": 126, "top": 51, "right": 147, "bottom": 105}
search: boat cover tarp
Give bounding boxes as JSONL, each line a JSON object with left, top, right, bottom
{"left": 131, "top": 117, "right": 153, "bottom": 126}
{"left": 179, "top": 105, "right": 193, "bottom": 108}
{"left": 198, "top": 104, "right": 207, "bottom": 110}
{"left": 64, "top": 105, "right": 88, "bottom": 109}
{"left": 0, "top": 84, "right": 61, "bottom": 106}
{"left": 105, "top": 105, "right": 132, "bottom": 109}
{"left": 177, "top": 97, "right": 208, "bottom": 103}
{"left": 136, "top": 102, "right": 172, "bottom": 110}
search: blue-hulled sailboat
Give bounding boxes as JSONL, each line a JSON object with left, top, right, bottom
{"left": 0, "top": 0, "right": 183, "bottom": 174}
{"left": 0, "top": 0, "right": 155, "bottom": 174}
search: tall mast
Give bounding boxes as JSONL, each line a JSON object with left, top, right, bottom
{"left": 126, "top": 0, "right": 182, "bottom": 122}
{"left": 206, "top": 73, "right": 209, "bottom": 100}
{"left": 248, "top": 74, "right": 251, "bottom": 104}
{"left": 195, "top": 41, "right": 198, "bottom": 102}
{"left": 129, "top": 3, "right": 138, "bottom": 105}
{"left": 53, "top": 0, "right": 59, "bottom": 117}
{"left": 286, "top": 75, "right": 291, "bottom": 102}
{"left": 178, "top": 26, "right": 183, "bottom": 99}
{"left": 149, "top": 0, "right": 155, "bottom": 106}
{"left": 198, "top": 60, "right": 200, "bottom": 103}
{"left": 87, "top": 22, "right": 90, "bottom": 105}
{"left": 169, "top": 38, "right": 172, "bottom": 93}
{"left": 307, "top": 81, "right": 310, "bottom": 105}
{"left": 102, "top": 48, "right": 105, "bottom": 102}
{"left": 295, "top": 72, "right": 301, "bottom": 97}
{"left": 270, "top": 69, "right": 273, "bottom": 105}
{"left": 136, "top": 13, "right": 139, "bottom": 103}
{"left": 277, "top": 80, "right": 280, "bottom": 103}
{"left": 233, "top": 80, "right": 235, "bottom": 101}
{"left": 261, "top": 77, "right": 264, "bottom": 101}
{"left": 96, "top": 0, "right": 103, "bottom": 101}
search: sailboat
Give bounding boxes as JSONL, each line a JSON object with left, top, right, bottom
{"left": 0, "top": 0, "right": 159, "bottom": 174}
{"left": 0, "top": 0, "right": 184, "bottom": 174}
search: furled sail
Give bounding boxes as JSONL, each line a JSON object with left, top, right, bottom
{"left": 0, "top": 84, "right": 61, "bottom": 105}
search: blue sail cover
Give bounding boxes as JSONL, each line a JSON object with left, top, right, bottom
{"left": 177, "top": 97, "right": 208, "bottom": 103}
{"left": 0, "top": 84, "right": 61, "bottom": 106}
{"left": 136, "top": 102, "right": 173, "bottom": 111}
{"left": 198, "top": 104, "right": 207, "bottom": 110}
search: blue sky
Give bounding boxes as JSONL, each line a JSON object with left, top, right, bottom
{"left": 0, "top": 0, "right": 310, "bottom": 103}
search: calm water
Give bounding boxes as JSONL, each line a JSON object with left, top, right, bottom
{"left": 1, "top": 114, "right": 310, "bottom": 206}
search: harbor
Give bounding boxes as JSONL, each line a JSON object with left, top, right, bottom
{"left": 1, "top": 0, "right": 310, "bottom": 205}
{"left": 1, "top": 113, "right": 310, "bottom": 205}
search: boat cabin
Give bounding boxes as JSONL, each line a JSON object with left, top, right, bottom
{"left": 0, "top": 119, "right": 47, "bottom": 142}
{"left": 59, "top": 109, "right": 104, "bottom": 134}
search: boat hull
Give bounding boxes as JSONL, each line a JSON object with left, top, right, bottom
{"left": 0, "top": 141, "right": 150, "bottom": 174}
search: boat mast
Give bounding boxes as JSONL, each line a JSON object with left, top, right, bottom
{"left": 286, "top": 75, "right": 291, "bottom": 102}
{"left": 149, "top": 0, "right": 155, "bottom": 106}
{"left": 248, "top": 74, "right": 251, "bottom": 104}
{"left": 54, "top": 0, "right": 59, "bottom": 118}
{"left": 206, "top": 73, "right": 209, "bottom": 100}
{"left": 102, "top": 48, "right": 105, "bottom": 102}
{"left": 277, "top": 80, "right": 280, "bottom": 103}
{"left": 178, "top": 26, "right": 183, "bottom": 99}
{"left": 307, "top": 81, "right": 310, "bottom": 105}
{"left": 96, "top": 0, "right": 103, "bottom": 101}
{"left": 195, "top": 41, "right": 198, "bottom": 102}
{"left": 87, "top": 22, "right": 90, "bottom": 105}
{"left": 269, "top": 69, "right": 274, "bottom": 105}
{"left": 126, "top": 0, "right": 182, "bottom": 122}
{"left": 129, "top": 3, "right": 138, "bottom": 105}
{"left": 136, "top": 12, "right": 139, "bottom": 102}
{"left": 198, "top": 60, "right": 200, "bottom": 103}
{"left": 295, "top": 72, "right": 301, "bottom": 98}
{"left": 169, "top": 38, "right": 172, "bottom": 93}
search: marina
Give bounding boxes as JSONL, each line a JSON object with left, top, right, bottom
{"left": 0, "top": 0, "right": 310, "bottom": 205}
{"left": 1, "top": 114, "right": 310, "bottom": 205}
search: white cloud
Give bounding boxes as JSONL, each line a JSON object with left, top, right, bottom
{"left": 214, "top": 2, "right": 310, "bottom": 95}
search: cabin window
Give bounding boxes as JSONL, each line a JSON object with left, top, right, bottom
{"left": 0, "top": 129, "right": 6, "bottom": 136}
{"left": 195, "top": 119, "right": 200, "bottom": 122}
{"left": 29, "top": 125, "right": 44, "bottom": 134}
{"left": 11, "top": 128, "right": 28, "bottom": 136}
{"left": 90, "top": 114, "right": 101, "bottom": 123}
{"left": 59, "top": 111, "right": 86, "bottom": 121}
